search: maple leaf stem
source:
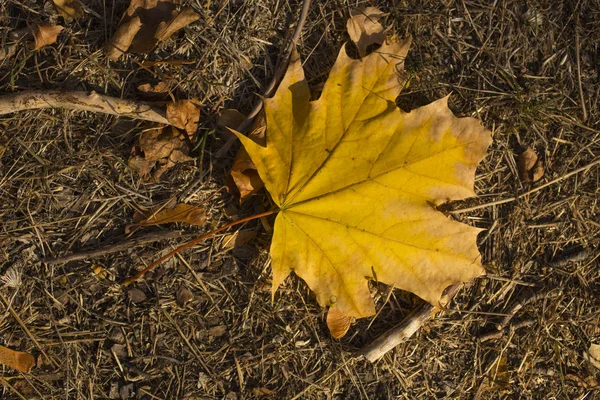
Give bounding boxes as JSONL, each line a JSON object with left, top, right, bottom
{"left": 121, "top": 209, "right": 279, "bottom": 286}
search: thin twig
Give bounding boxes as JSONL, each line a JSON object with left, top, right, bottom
{"left": 574, "top": 17, "right": 587, "bottom": 121}
{"left": 122, "top": 209, "right": 278, "bottom": 286}
{"left": 215, "top": 0, "right": 312, "bottom": 157}
{"left": 478, "top": 288, "right": 561, "bottom": 342}
{"left": 358, "top": 283, "right": 462, "bottom": 362}
{"left": 43, "top": 231, "right": 189, "bottom": 264}
{"left": 0, "top": 90, "right": 170, "bottom": 125}
{"left": 451, "top": 158, "right": 600, "bottom": 214}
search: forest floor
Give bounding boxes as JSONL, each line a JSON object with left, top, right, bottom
{"left": 0, "top": 0, "right": 599, "bottom": 399}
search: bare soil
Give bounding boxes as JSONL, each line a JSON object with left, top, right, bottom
{"left": 0, "top": 0, "right": 599, "bottom": 399}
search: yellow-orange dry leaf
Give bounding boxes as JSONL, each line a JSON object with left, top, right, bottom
{"left": 346, "top": 7, "right": 387, "bottom": 57}
{"left": 0, "top": 345, "right": 35, "bottom": 373}
{"left": 32, "top": 25, "right": 63, "bottom": 50}
{"left": 128, "top": 203, "right": 206, "bottom": 231}
{"left": 166, "top": 100, "right": 201, "bottom": 136}
{"left": 107, "top": 0, "right": 199, "bottom": 61}
{"left": 326, "top": 307, "right": 352, "bottom": 339}
{"left": 52, "top": 0, "right": 84, "bottom": 21}
{"left": 222, "top": 111, "right": 266, "bottom": 202}
{"left": 235, "top": 36, "right": 492, "bottom": 318}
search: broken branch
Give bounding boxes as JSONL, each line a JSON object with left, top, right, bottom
{"left": 358, "top": 284, "right": 461, "bottom": 362}
{"left": 0, "top": 90, "right": 170, "bottom": 125}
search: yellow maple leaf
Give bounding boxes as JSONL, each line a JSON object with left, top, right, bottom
{"left": 235, "top": 36, "right": 492, "bottom": 318}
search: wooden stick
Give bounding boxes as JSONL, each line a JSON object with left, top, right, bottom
{"left": 0, "top": 90, "right": 170, "bottom": 125}
{"left": 359, "top": 283, "right": 461, "bottom": 362}
{"left": 43, "top": 231, "right": 188, "bottom": 264}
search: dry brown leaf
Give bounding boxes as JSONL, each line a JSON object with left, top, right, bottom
{"left": 225, "top": 112, "right": 266, "bottom": 202}
{"left": 137, "top": 81, "right": 171, "bottom": 99}
{"left": 585, "top": 343, "right": 600, "bottom": 370}
{"left": 107, "top": 0, "right": 199, "bottom": 61}
{"left": 32, "top": 25, "right": 64, "bottom": 50}
{"left": 106, "top": 17, "right": 143, "bottom": 61}
{"left": 207, "top": 325, "right": 227, "bottom": 337}
{"left": 0, "top": 345, "right": 35, "bottom": 373}
{"left": 166, "top": 100, "right": 201, "bottom": 136}
{"left": 326, "top": 307, "right": 352, "bottom": 339}
{"left": 218, "top": 109, "right": 247, "bottom": 129}
{"left": 52, "top": 0, "right": 84, "bottom": 21}
{"left": 128, "top": 125, "right": 193, "bottom": 182}
{"left": 128, "top": 288, "right": 146, "bottom": 303}
{"left": 127, "top": 203, "right": 206, "bottom": 232}
{"left": 518, "top": 146, "right": 544, "bottom": 183}
{"left": 176, "top": 285, "right": 194, "bottom": 307}
{"left": 155, "top": 7, "right": 200, "bottom": 42}
{"left": 346, "top": 7, "right": 387, "bottom": 57}
{"left": 221, "top": 230, "right": 256, "bottom": 250}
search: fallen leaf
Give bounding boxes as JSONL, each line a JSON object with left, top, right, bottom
{"left": 137, "top": 81, "right": 171, "bottom": 99}
{"left": 207, "top": 325, "right": 227, "bottom": 337}
{"left": 128, "top": 288, "right": 146, "bottom": 303}
{"left": 91, "top": 265, "right": 108, "bottom": 280}
{"left": 154, "top": 7, "right": 201, "bottom": 42}
{"left": 326, "top": 307, "right": 352, "bottom": 339}
{"left": 518, "top": 146, "right": 544, "bottom": 183}
{"left": 127, "top": 203, "right": 206, "bottom": 232}
{"left": 487, "top": 353, "right": 509, "bottom": 388}
{"left": 346, "top": 7, "right": 387, "bottom": 57}
{"left": 176, "top": 285, "right": 194, "bottom": 307}
{"left": 128, "top": 125, "right": 193, "bottom": 182}
{"left": 221, "top": 230, "right": 256, "bottom": 250}
{"left": 32, "top": 25, "right": 64, "bottom": 50}
{"left": 235, "top": 34, "right": 492, "bottom": 318}
{"left": 166, "top": 100, "right": 201, "bottom": 136}
{"left": 106, "top": 0, "right": 200, "bottom": 61}
{"left": 0, "top": 345, "right": 35, "bottom": 373}
{"left": 585, "top": 343, "right": 600, "bottom": 370}
{"left": 106, "top": 17, "right": 143, "bottom": 61}
{"left": 224, "top": 112, "right": 266, "bottom": 202}
{"left": 52, "top": 0, "right": 84, "bottom": 21}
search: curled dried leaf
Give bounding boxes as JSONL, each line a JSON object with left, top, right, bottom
{"left": 107, "top": 17, "right": 143, "bottom": 61}
{"left": 32, "top": 25, "right": 64, "bottom": 50}
{"left": 346, "top": 7, "right": 387, "bottom": 57}
{"left": 0, "top": 345, "right": 35, "bottom": 373}
{"left": 128, "top": 125, "right": 193, "bottom": 182}
{"left": 52, "top": 0, "right": 84, "bottom": 21}
{"left": 518, "top": 146, "right": 544, "bottom": 183}
{"left": 127, "top": 203, "right": 206, "bottom": 233}
{"left": 166, "top": 100, "right": 201, "bottom": 136}
{"left": 326, "top": 307, "right": 352, "bottom": 339}
{"left": 176, "top": 285, "right": 194, "bottom": 307}
{"left": 107, "top": 0, "right": 199, "bottom": 60}
{"left": 225, "top": 112, "right": 266, "bottom": 202}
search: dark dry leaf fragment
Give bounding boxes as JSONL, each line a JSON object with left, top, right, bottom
{"left": 518, "top": 146, "right": 544, "bottom": 183}
{"left": 176, "top": 285, "right": 194, "bottom": 307}
{"left": 127, "top": 288, "right": 147, "bottom": 303}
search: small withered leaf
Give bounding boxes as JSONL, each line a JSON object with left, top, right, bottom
{"left": 0, "top": 345, "right": 35, "bottom": 373}
{"left": 326, "top": 307, "right": 352, "bottom": 339}
{"left": 52, "top": 0, "right": 84, "bottom": 21}
{"left": 32, "top": 25, "right": 64, "bottom": 50}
